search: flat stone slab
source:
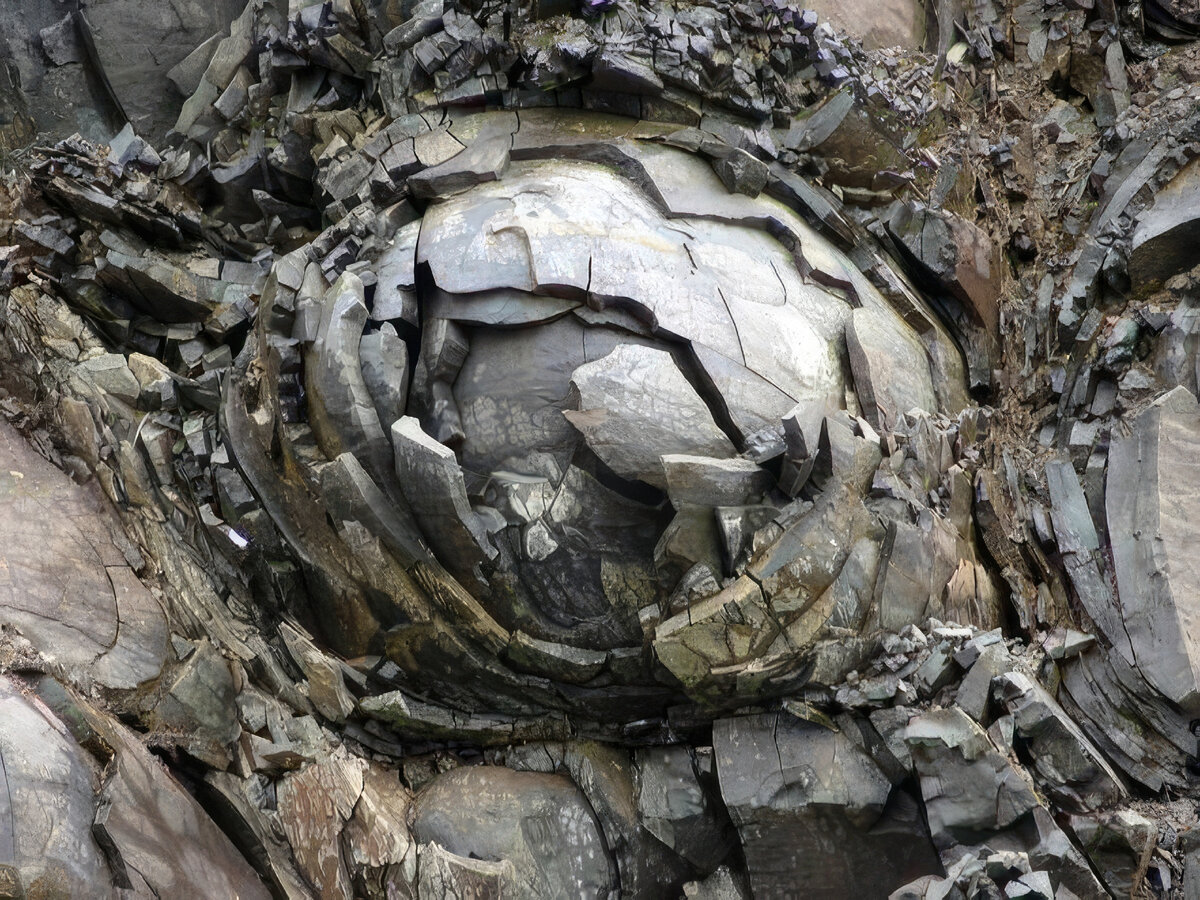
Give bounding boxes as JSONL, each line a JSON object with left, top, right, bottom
{"left": 845, "top": 306, "right": 937, "bottom": 432}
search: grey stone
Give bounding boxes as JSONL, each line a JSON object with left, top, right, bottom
{"left": 392, "top": 416, "right": 496, "bottom": 580}
{"left": 0, "top": 419, "right": 167, "bottom": 691}
{"left": 993, "top": 671, "right": 1124, "bottom": 813}
{"left": 846, "top": 306, "right": 938, "bottom": 432}
{"left": 410, "top": 131, "right": 513, "bottom": 200}
{"left": 661, "top": 455, "right": 774, "bottom": 508}
{"left": 78, "top": 352, "right": 141, "bottom": 404}
{"left": 1129, "top": 156, "right": 1200, "bottom": 286}
{"left": 712, "top": 148, "right": 769, "bottom": 197}
{"left": 905, "top": 707, "right": 1040, "bottom": 849}
{"left": 1106, "top": 386, "right": 1200, "bottom": 709}
{"left": 359, "top": 324, "right": 410, "bottom": 434}
{"left": 412, "top": 766, "right": 616, "bottom": 899}
{"left": 715, "top": 712, "right": 939, "bottom": 899}
{"left": 305, "top": 272, "right": 397, "bottom": 497}
{"left": 39, "top": 15, "right": 83, "bottom": 66}
{"left": 633, "top": 745, "right": 735, "bottom": 869}
{"left": 0, "top": 676, "right": 114, "bottom": 897}
{"left": 81, "top": 0, "right": 247, "bottom": 142}
{"left": 1066, "top": 810, "right": 1156, "bottom": 898}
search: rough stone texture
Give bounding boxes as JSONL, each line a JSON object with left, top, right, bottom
{"left": 1106, "top": 386, "right": 1200, "bottom": 709}
{"left": 715, "top": 713, "right": 940, "bottom": 898}
{"left": 0, "top": 417, "right": 166, "bottom": 690}
{"left": 846, "top": 306, "right": 938, "bottom": 431}
{"left": 412, "top": 766, "right": 616, "bottom": 898}
{"left": 1129, "top": 156, "right": 1200, "bottom": 286}
{"left": 3, "top": 0, "right": 1200, "bottom": 897}
{"left": 80, "top": 0, "right": 246, "bottom": 143}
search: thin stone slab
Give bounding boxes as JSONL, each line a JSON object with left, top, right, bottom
{"left": 305, "top": 272, "right": 395, "bottom": 492}
{"left": 1106, "top": 386, "right": 1200, "bottom": 709}
{"left": 564, "top": 345, "right": 736, "bottom": 488}
{"left": 359, "top": 324, "right": 410, "bottom": 435}
{"left": 392, "top": 416, "right": 496, "bottom": 578}
{"left": 427, "top": 286, "right": 580, "bottom": 327}
{"left": 661, "top": 454, "right": 774, "bottom": 508}
{"left": 845, "top": 306, "right": 937, "bottom": 432}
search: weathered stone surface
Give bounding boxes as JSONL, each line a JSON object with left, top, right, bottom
{"left": 565, "top": 345, "right": 736, "bottom": 488}
{"left": 846, "top": 306, "right": 937, "bottom": 432}
{"left": 277, "top": 746, "right": 367, "bottom": 900}
{"left": 0, "top": 418, "right": 167, "bottom": 691}
{"left": 633, "top": 745, "right": 735, "bottom": 869}
{"left": 802, "top": 0, "right": 930, "bottom": 49}
{"left": 661, "top": 454, "right": 774, "bottom": 508}
{"left": 80, "top": 0, "right": 246, "bottom": 142}
{"left": 1106, "top": 386, "right": 1200, "bottom": 709}
{"left": 993, "top": 671, "right": 1124, "bottom": 813}
{"left": 0, "top": 676, "right": 114, "bottom": 898}
{"left": 412, "top": 766, "right": 616, "bottom": 898}
{"left": 905, "top": 707, "right": 1039, "bottom": 849}
{"left": 392, "top": 416, "right": 496, "bottom": 581}
{"left": 1067, "top": 809, "right": 1156, "bottom": 898}
{"left": 715, "top": 712, "right": 939, "bottom": 899}
{"left": 1129, "top": 156, "right": 1200, "bottom": 286}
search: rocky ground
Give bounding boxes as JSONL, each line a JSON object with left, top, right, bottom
{"left": 1, "top": 0, "right": 1200, "bottom": 898}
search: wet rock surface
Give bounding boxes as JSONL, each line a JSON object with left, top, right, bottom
{"left": 0, "top": 0, "right": 1199, "bottom": 897}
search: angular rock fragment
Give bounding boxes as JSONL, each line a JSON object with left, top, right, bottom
{"left": 392, "top": 416, "right": 497, "bottom": 579}
{"left": 715, "top": 712, "right": 939, "bottom": 898}
{"left": 1129, "top": 156, "right": 1200, "bottom": 286}
{"left": 565, "top": 345, "right": 736, "bottom": 488}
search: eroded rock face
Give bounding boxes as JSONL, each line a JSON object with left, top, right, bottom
{"left": 219, "top": 106, "right": 985, "bottom": 720}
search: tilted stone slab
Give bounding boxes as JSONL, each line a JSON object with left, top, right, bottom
{"left": 392, "top": 416, "right": 496, "bottom": 580}
{"left": 1106, "top": 385, "right": 1200, "bottom": 709}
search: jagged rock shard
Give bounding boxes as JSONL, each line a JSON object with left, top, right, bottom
{"left": 1106, "top": 385, "right": 1200, "bottom": 709}
{"left": 392, "top": 416, "right": 496, "bottom": 577}
{"left": 564, "top": 345, "right": 736, "bottom": 489}
{"left": 845, "top": 306, "right": 937, "bottom": 432}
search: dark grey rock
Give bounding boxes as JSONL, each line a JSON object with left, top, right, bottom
{"left": 715, "top": 712, "right": 940, "bottom": 899}
{"left": 1106, "top": 386, "right": 1200, "bottom": 709}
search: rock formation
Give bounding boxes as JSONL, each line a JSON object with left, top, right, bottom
{"left": 0, "top": 0, "right": 1199, "bottom": 897}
